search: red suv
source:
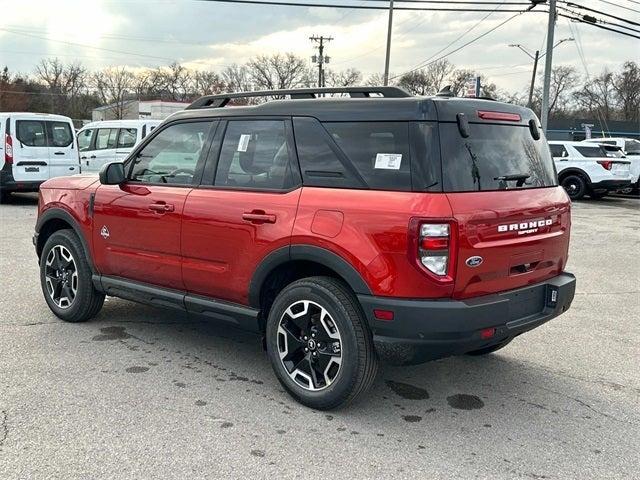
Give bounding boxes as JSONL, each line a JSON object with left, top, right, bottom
{"left": 34, "top": 87, "right": 576, "bottom": 409}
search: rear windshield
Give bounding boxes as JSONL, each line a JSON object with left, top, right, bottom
{"left": 439, "top": 123, "right": 557, "bottom": 192}
{"left": 574, "top": 145, "right": 607, "bottom": 158}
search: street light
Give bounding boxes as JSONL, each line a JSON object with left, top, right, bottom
{"left": 509, "top": 38, "right": 574, "bottom": 108}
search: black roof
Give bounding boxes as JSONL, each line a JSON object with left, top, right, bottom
{"left": 171, "top": 86, "right": 537, "bottom": 125}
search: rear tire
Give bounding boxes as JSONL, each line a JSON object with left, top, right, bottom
{"left": 466, "top": 339, "right": 512, "bottom": 356}
{"left": 40, "top": 229, "right": 105, "bottom": 322}
{"left": 265, "top": 276, "right": 378, "bottom": 410}
{"left": 560, "top": 174, "right": 587, "bottom": 200}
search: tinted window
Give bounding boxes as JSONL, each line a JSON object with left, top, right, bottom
{"left": 293, "top": 117, "right": 362, "bottom": 189}
{"left": 95, "top": 128, "right": 118, "bottom": 150}
{"left": 48, "top": 121, "right": 73, "bottom": 147}
{"left": 16, "top": 120, "right": 46, "bottom": 147}
{"left": 130, "top": 121, "right": 212, "bottom": 185}
{"left": 117, "top": 128, "right": 137, "bottom": 148}
{"left": 439, "top": 123, "right": 557, "bottom": 192}
{"left": 574, "top": 146, "right": 607, "bottom": 158}
{"left": 214, "top": 120, "right": 296, "bottom": 190}
{"left": 78, "top": 129, "right": 94, "bottom": 152}
{"left": 549, "top": 144, "right": 568, "bottom": 158}
{"left": 324, "top": 122, "right": 412, "bottom": 191}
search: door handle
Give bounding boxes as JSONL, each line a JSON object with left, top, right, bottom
{"left": 90, "top": 155, "right": 96, "bottom": 159}
{"left": 80, "top": 156, "right": 87, "bottom": 160}
{"left": 149, "top": 202, "right": 175, "bottom": 213}
{"left": 54, "top": 151, "right": 65, "bottom": 155}
{"left": 242, "top": 210, "right": 276, "bottom": 224}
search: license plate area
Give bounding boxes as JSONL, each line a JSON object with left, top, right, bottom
{"left": 507, "top": 286, "right": 546, "bottom": 321}
{"left": 25, "top": 166, "right": 40, "bottom": 172}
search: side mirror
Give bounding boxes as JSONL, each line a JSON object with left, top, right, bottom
{"left": 99, "top": 162, "right": 125, "bottom": 185}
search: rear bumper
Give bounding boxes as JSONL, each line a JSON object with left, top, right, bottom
{"left": 358, "top": 272, "right": 576, "bottom": 365}
{"left": 590, "top": 179, "right": 631, "bottom": 192}
{"left": 0, "top": 167, "right": 43, "bottom": 193}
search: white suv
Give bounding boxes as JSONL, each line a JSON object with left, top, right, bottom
{"left": 582, "top": 137, "right": 640, "bottom": 193}
{"left": 549, "top": 141, "right": 632, "bottom": 200}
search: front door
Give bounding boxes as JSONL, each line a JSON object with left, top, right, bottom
{"left": 92, "top": 120, "right": 216, "bottom": 290}
{"left": 181, "top": 119, "right": 301, "bottom": 305}
{"left": 87, "top": 127, "right": 118, "bottom": 173}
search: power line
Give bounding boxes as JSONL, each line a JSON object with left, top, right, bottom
{"left": 197, "top": 0, "right": 533, "bottom": 11}
{"left": 559, "top": 1, "right": 640, "bottom": 27}
{"left": 593, "top": 0, "right": 640, "bottom": 14}
{"left": 559, "top": 13, "right": 640, "bottom": 39}
{"left": 558, "top": 5, "right": 640, "bottom": 34}
{"left": 390, "top": 8, "right": 528, "bottom": 80}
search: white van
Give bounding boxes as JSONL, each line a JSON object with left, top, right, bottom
{"left": 76, "top": 119, "right": 162, "bottom": 173}
{"left": 1, "top": 112, "right": 79, "bottom": 202}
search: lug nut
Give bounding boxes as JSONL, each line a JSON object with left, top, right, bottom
{"left": 313, "top": 352, "right": 317, "bottom": 357}
{"left": 303, "top": 336, "right": 308, "bottom": 341}
{"left": 312, "top": 333, "right": 316, "bottom": 338}
{"left": 304, "top": 347, "right": 308, "bottom": 352}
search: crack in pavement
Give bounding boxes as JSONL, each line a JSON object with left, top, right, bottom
{"left": 0, "top": 410, "right": 8, "bottom": 449}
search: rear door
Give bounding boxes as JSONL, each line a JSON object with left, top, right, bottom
{"left": 46, "top": 120, "right": 79, "bottom": 178}
{"left": 181, "top": 118, "right": 301, "bottom": 305}
{"left": 437, "top": 117, "right": 570, "bottom": 299}
{"left": 92, "top": 120, "right": 216, "bottom": 290}
{"left": 89, "top": 128, "right": 118, "bottom": 172}
{"left": 13, "top": 118, "right": 50, "bottom": 182}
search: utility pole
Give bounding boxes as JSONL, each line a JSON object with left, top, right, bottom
{"left": 540, "top": 0, "right": 556, "bottom": 133}
{"left": 383, "top": 0, "right": 394, "bottom": 86}
{"left": 310, "top": 35, "right": 333, "bottom": 88}
{"left": 509, "top": 38, "right": 573, "bottom": 109}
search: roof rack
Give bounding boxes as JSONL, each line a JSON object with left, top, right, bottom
{"left": 186, "top": 86, "right": 412, "bottom": 110}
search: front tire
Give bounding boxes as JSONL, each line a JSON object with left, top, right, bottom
{"left": 265, "top": 276, "right": 378, "bottom": 410}
{"left": 40, "top": 229, "right": 104, "bottom": 322}
{"left": 560, "top": 174, "right": 587, "bottom": 200}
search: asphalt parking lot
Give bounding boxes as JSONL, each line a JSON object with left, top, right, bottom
{"left": 0, "top": 193, "right": 638, "bottom": 480}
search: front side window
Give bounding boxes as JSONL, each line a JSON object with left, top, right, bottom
{"left": 130, "top": 121, "right": 212, "bottom": 185}
{"left": 78, "top": 129, "right": 94, "bottom": 152}
{"left": 47, "top": 121, "right": 73, "bottom": 147}
{"left": 16, "top": 120, "right": 46, "bottom": 147}
{"left": 214, "top": 120, "right": 296, "bottom": 190}
{"left": 117, "top": 128, "right": 137, "bottom": 149}
{"left": 95, "top": 128, "right": 118, "bottom": 150}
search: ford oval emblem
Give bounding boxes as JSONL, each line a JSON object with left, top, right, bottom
{"left": 466, "top": 256, "right": 483, "bottom": 267}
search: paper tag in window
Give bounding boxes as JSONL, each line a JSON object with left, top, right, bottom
{"left": 237, "top": 134, "right": 251, "bottom": 152}
{"left": 374, "top": 153, "right": 402, "bottom": 170}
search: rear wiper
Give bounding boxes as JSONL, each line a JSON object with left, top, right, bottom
{"left": 494, "top": 173, "right": 530, "bottom": 188}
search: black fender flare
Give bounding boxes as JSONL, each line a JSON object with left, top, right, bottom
{"left": 248, "top": 244, "right": 372, "bottom": 308}
{"left": 35, "top": 208, "right": 96, "bottom": 273}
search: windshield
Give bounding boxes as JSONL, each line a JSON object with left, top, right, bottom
{"left": 574, "top": 145, "right": 608, "bottom": 158}
{"left": 438, "top": 123, "right": 557, "bottom": 192}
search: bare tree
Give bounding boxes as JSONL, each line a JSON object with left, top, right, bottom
{"left": 92, "top": 67, "right": 135, "bottom": 119}
{"left": 325, "top": 68, "right": 362, "bottom": 87}
{"left": 613, "top": 61, "right": 640, "bottom": 123}
{"left": 573, "top": 69, "right": 616, "bottom": 121}
{"left": 398, "top": 60, "right": 455, "bottom": 96}
{"left": 246, "top": 54, "right": 311, "bottom": 95}
{"left": 34, "top": 58, "right": 89, "bottom": 116}
{"left": 222, "top": 64, "right": 252, "bottom": 92}
{"left": 192, "top": 70, "right": 226, "bottom": 96}
{"left": 150, "top": 62, "right": 193, "bottom": 102}
{"left": 398, "top": 70, "right": 431, "bottom": 95}
{"left": 532, "top": 65, "right": 578, "bottom": 119}
{"left": 364, "top": 73, "right": 387, "bottom": 86}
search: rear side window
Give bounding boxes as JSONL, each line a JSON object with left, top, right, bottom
{"left": 574, "top": 146, "right": 607, "bottom": 158}
{"left": 78, "top": 129, "right": 94, "bottom": 151}
{"left": 625, "top": 139, "right": 640, "bottom": 155}
{"left": 324, "top": 122, "right": 412, "bottom": 191}
{"left": 214, "top": 120, "right": 297, "bottom": 190}
{"left": 16, "top": 120, "right": 46, "bottom": 147}
{"left": 117, "top": 128, "right": 137, "bottom": 148}
{"left": 47, "top": 121, "right": 73, "bottom": 147}
{"left": 439, "top": 123, "right": 557, "bottom": 192}
{"left": 95, "top": 128, "right": 118, "bottom": 150}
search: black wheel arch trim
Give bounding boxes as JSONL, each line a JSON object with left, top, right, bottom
{"left": 35, "top": 208, "right": 96, "bottom": 273}
{"left": 248, "top": 244, "right": 372, "bottom": 308}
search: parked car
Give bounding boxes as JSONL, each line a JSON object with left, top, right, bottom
{"left": 76, "top": 119, "right": 161, "bottom": 173}
{"left": 582, "top": 137, "right": 640, "bottom": 193}
{"left": 549, "top": 140, "right": 632, "bottom": 200}
{"left": 0, "top": 112, "right": 79, "bottom": 203}
{"left": 34, "top": 87, "right": 576, "bottom": 409}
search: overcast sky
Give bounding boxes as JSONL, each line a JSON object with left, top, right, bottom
{"left": 0, "top": 0, "right": 638, "bottom": 94}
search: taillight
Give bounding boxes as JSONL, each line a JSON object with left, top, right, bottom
{"left": 409, "top": 220, "right": 456, "bottom": 282}
{"left": 597, "top": 160, "right": 612, "bottom": 170}
{"left": 4, "top": 134, "right": 13, "bottom": 164}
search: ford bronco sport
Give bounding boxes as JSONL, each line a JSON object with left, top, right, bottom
{"left": 34, "top": 87, "right": 576, "bottom": 409}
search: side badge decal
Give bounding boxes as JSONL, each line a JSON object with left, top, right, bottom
{"left": 100, "top": 225, "right": 110, "bottom": 240}
{"left": 466, "top": 256, "right": 483, "bottom": 268}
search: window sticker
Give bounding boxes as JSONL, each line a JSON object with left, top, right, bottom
{"left": 374, "top": 153, "right": 402, "bottom": 170}
{"left": 237, "top": 134, "right": 251, "bottom": 152}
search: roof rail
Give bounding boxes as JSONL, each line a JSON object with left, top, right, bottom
{"left": 186, "top": 86, "right": 412, "bottom": 110}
